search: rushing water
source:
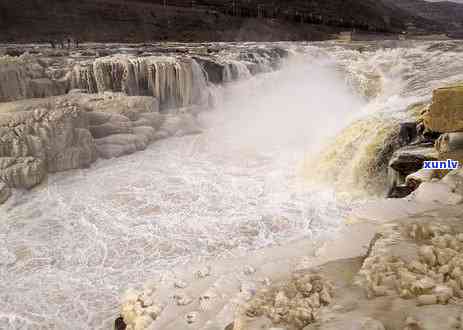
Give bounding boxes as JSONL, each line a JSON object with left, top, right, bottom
{"left": 1, "top": 40, "right": 463, "bottom": 329}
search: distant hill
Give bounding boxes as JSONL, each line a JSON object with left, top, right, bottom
{"left": 383, "top": 0, "right": 463, "bottom": 35}
{"left": 0, "top": 0, "right": 456, "bottom": 42}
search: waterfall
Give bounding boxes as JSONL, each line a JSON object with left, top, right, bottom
{"left": 71, "top": 64, "right": 98, "bottom": 93}
{"left": 228, "top": 60, "right": 252, "bottom": 80}
{"left": 71, "top": 55, "right": 210, "bottom": 110}
{"left": 306, "top": 115, "right": 401, "bottom": 197}
{"left": 223, "top": 63, "right": 232, "bottom": 83}
{"left": 307, "top": 42, "right": 463, "bottom": 197}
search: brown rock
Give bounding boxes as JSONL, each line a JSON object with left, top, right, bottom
{"left": 424, "top": 85, "right": 463, "bottom": 133}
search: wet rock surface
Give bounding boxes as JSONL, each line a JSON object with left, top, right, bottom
{"left": 389, "top": 144, "right": 438, "bottom": 176}
{"left": 387, "top": 144, "right": 439, "bottom": 198}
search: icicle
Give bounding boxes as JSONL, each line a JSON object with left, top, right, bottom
{"left": 72, "top": 55, "right": 210, "bottom": 110}
{"left": 228, "top": 60, "right": 251, "bottom": 80}
{"left": 71, "top": 64, "right": 98, "bottom": 93}
{"left": 223, "top": 64, "right": 232, "bottom": 83}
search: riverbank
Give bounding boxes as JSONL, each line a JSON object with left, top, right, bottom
{"left": 117, "top": 197, "right": 463, "bottom": 330}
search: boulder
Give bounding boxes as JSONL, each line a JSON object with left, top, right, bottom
{"left": 389, "top": 145, "right": 438, "bottom": 176}
{"left": 424, "top": 85, "right": 463, "bottom": 133}
{"left": 0, "top": 180, "right": 11, "bottom": 204}
{"left": 387, "top": 144, "right": 439, "bottom": 197}
{"left": 0, "top": 157, "right": 46, "bottom": 189}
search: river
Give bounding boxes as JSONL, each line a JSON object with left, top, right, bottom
{"left": 1, "top": 40, "right": 463, "bottom": 329}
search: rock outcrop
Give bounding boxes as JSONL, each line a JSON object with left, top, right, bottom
{"left": 387, "top": 144, "right": 439, "bottom": 197}
{"left": 0, "top": 99, "right": 97, "bottom": 163}
{"left": 424, "top": 85, "right": 463, "bottom": 133}
{"left": 0, "top": 92, "right": 203, "bottom": 205}
{"left": 0, "top": 98, "right": 94, "bottom": 192}
{"left": 388, "top": 85, "right": 463, "bottom": 198}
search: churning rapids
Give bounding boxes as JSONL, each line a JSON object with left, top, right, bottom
{"left": 1, "top": 40, "right": 463, "bottom": 329}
